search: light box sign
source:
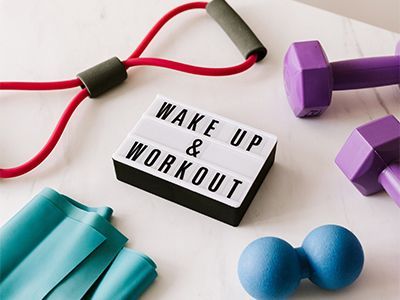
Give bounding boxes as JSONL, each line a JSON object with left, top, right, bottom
{"left": 113, "top": 95, "right": 277, "bottom": 226}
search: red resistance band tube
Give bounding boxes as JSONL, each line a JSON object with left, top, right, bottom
{"left": 0, "top": 1, "right": 259, "bottom": 179}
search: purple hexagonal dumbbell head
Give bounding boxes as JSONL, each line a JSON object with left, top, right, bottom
{"left": 284, "top": 40, "right": 333, "bottom": 118}
{"left": 284, "top": 40, "right": 400, "bottom": 118}
{"left": 336, "top": 115, "right": 400, "bottom": 206}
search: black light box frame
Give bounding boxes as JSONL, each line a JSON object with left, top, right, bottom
{"left": 113, "top": 95, "right": 277, "bottom": 226}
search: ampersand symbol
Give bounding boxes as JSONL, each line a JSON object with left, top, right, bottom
{"left": 186, "top": 139, "right": 203, "bottom": 158}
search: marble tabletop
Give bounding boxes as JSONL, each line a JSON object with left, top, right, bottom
{"left": 0, "top": 0, "right": 399, "bottom": 299}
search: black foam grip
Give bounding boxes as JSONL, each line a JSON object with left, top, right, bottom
{"left": 206, "top": 0, "right": 267, "bottom": 62}
{"left": 77, "top": 57, "right": 128, "bottom": 98}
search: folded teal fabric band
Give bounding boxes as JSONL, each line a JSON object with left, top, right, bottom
{"left": 0, "top": 188, "right": 157, "bottom": 300}
{"left": 87, "top": 248, "right": 158, "bottom": 300}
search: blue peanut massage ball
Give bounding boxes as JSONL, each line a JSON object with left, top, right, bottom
{"left": 237, "top": 225, "right": 364, "bottom": 299}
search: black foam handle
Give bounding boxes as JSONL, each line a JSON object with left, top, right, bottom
{"left": 77, "top": 57, "right": 128, "bottom": 98}
{"left": 206, "top": 0, "right": 267, "bottom": 62}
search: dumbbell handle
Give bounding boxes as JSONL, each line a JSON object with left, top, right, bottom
{"left": 331, "top": 56, "right": 400, "bottom": 90}
{"left": 378, "top": 161, "right": 400, "bottom": 206}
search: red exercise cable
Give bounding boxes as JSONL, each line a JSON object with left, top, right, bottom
{"left": 0, "top": 1, "right": 258, "bottom": 178}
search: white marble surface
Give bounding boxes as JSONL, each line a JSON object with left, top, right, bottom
{"left": 296, "top": 0, "right": 400, "bottom": 32}
{"left": 0, "top": 0, "right": 399, "bottom": 299}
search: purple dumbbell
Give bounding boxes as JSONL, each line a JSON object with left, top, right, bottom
{"left": 284, "top": 40, "right": 400, "bottom": 118}
{"left": 336, "top": 115, "right": 400, "bottom": 206}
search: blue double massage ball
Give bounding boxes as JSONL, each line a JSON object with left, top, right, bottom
{"left": 238, "top": 225, "right": 364, "bottom": 299}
